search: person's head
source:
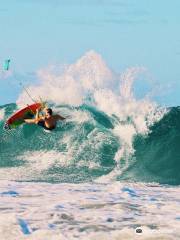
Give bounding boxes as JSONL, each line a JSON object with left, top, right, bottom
{"left": 45, "top": 108, "right": 53, "bottom": 117}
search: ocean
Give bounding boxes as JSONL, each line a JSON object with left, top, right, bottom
{"left": 0, "top": 51, "right": 179, "bottom": 239}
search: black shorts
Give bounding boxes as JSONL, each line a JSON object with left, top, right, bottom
{"left": 37, "top": 120, "right": 55, "bottom": 131}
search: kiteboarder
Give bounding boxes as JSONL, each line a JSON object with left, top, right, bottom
{"left": 24, "top": 107, "right": 66, "bottom": 131}
{"left": 2, "top": 59, "right": 65, "bottom": 131}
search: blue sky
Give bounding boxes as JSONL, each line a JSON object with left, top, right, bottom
{"left": 0, "top": 0, "right": 180, "bottom": 105}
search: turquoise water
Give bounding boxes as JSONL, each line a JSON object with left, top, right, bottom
{"left": 0, "top": 103, "right": 179, "bottom": 185}
{"left": 121, "top": 107, "right": 180, "bottom": 185}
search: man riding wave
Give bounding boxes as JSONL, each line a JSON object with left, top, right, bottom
{"left": 24, "top": 107, "right": 66, "bottom": 131}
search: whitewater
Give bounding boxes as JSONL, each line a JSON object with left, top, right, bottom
{"left": 0, "top": 51, "right": 180, "bottom": 239}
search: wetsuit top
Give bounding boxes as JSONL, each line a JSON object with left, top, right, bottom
{"left": 37, "top": 120, "right": 55, "bottom": 131}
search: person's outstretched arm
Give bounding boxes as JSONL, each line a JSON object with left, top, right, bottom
{"left": 24, "top": 109, "right": 42, "bottom": 124}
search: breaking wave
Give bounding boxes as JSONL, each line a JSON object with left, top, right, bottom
{"left": 0, "top": 51, "right": 179, "bottom": 185}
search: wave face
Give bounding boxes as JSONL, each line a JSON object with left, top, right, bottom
{"left": 0, "top": 51, "right": 179, "bottom": 185}
{"left": 121, "top": 107, "right": 180, "bottom": 185}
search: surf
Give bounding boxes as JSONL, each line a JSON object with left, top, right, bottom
{"left": 0, "top": 51, "right": 179, "bottom": 185}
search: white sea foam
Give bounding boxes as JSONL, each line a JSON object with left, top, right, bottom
{"left": 19, "top": 150, "right": 69, "bottom": 169}
{"left": 0, "top": 181, "right": 179, "bottom": 240}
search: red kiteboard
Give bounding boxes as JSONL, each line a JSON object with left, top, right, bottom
{"left": 5, "top": 102, "right": 42, "bottom": 129}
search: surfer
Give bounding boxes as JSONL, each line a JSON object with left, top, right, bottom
{"left": 24, "top": 108, "right": 66, "bottom": 131}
